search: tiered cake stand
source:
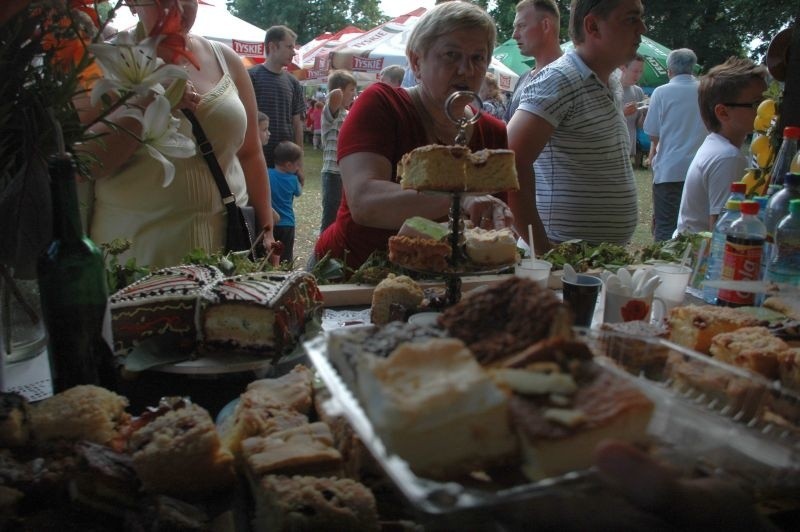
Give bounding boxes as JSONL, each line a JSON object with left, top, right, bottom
{"left": 394, "top": 91, "right": 515, "bottom": 305}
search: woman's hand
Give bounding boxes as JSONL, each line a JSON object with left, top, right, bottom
{"left": 461, "top": 195, "right": 514, "bottom": 230}
{"left": 259, "top": 229, "right": 281, "bottom": 267}
{"left": 180, "top": 79, "right": 202, "bottom": 112}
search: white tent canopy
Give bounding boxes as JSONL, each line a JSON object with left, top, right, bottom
{"left": 109, "top": 0, "right": 266, "bottom": 59}
{"left": 303, "top": 8, "right": 519, "bottom": 91}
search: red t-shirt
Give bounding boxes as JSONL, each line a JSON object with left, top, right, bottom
{"left": 314, "top": 82, "right": 508, "bottom": 270}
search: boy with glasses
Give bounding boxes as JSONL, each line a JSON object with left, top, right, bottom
{"left": 674, "top": 57, "right": 768, "bottom": 235}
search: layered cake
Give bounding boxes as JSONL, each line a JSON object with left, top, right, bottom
{"left": 388, "top": 234, "right": 451, "bottom": 272}
{"left": 708, "top": 326, "right": 786, "bottom": 380}
{"left": 199, "top": 271, "right": 323, "bottom": 357}
{"left": 439, "top": 277, "right": 572, "bottom": 365}
{"left": 370, "top": 274, "right": 424, "bottom": 325}
{"left": 219, "top": 390, "right": 308, "bottom": 456}
{"left": 109, "top": 264, "right": 224, "bottom": 355}
{"left": 497, "top": 342, "right": 654, "bottom": 481}
{"left": 355, "top": 338, "right": 517, "bottom": 478}
{"left": 245, "top": 365, "right": 315, "bottom": 415}
{"left": 127, "top": 402, "right": 235, "bottom": 496}
{"left": 398, "top": 145, "right": 518, "bottom": 192}
{"left": 396, "top": 216, "right": 449, "bottom": 241}
{"left": 464, "top": 227, "right": 518, "bottom": 265}
{"left": 241, "top": 422, "right": 343, "bottom": 478}
{"left": 667, "top": 305, "right": 759, "bottom": 354}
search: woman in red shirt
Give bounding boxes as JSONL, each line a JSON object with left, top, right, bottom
{"left": 313, "top": 2, "right": 513, "bottom": 270}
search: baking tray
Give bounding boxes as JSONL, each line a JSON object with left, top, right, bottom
{"left": 304, "top": 327, "right": 800, "bottom": 514}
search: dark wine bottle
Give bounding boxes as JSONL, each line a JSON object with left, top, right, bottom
{"left": 37, "top": 153, "right": 113, "bottom": 392}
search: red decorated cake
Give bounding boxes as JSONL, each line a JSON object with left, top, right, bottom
{"left": 199, "top": 271, "right": 324, "bottom": 358}
{"left": 109, "top": 265, "right": 224, "bottom": 355}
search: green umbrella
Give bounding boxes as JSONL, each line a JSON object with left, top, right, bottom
{"left": 561, "top": 36, "right": 674, "bottom": 88}
{"left": 493, "top": 38, "right": 535, "bottom": 76}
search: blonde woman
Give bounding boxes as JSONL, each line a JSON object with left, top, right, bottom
{"left": 313, "top": 2, "right": 513, "bottom": 270}
{"left": 82, "top": 0, "right": 277, "bottom": 267}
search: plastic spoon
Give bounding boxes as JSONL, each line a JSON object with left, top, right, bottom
{"left": 563, "top": 263, "right": 578, "bottom": 283}
{"left": 631, "top": 268, "right": 646, "bottom": 291}
{"left": 617, "top": 267, "right": 633, "bottom": 289}
{"left": 640, "top": 276, "right": 661, "bottom": 297}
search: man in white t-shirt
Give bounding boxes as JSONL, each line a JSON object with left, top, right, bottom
{"left": 675, "top": 57, "right": 768, "bottom": 235}
{"left": 643, "top": 48, "right": 707, "bottom": 241}
{"left": 508, "top": 0, "right": 644, "bottom": 252}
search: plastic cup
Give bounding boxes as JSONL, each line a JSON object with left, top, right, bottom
{"left": 653, "top": 263, "right": 692, "bottom": 310}
{"left": 603, "top": 289, "right": 667, "bottom": 324}
{"left": 515, "top": 259, "right": 553, "bottom": 288}
{"left": 562, "top": 274, "right": 603, "bottom": 327}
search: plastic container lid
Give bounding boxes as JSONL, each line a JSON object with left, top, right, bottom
{"left": 725, "top": 199, "right": 742, "bottom": 210}
{"left": 731, "top": 182, "right": 746, "bottom": 194}
{"left": 783, "top": 172, "right": 800, "bottom": 186}
{"left": 740, "top": 200, "right": 759, "bottom": 215}
{"left": 783, "top": 126, "right": 800, "bottom": 138}
{"left": 790, "top": 198, "right": 800, "bottom": 214}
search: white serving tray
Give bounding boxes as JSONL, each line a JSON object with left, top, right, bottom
{"left": 305, "top": 326, "right": 800, "bottom": 515}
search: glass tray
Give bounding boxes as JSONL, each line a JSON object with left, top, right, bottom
{"left": 304, "top": 327, "right": 800, "bottom": 514}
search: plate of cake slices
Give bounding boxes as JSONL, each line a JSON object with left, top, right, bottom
{"left": 108, "top": 266, "right": 325, "bottom": 375}
{"left": 304, "top": 277, "right": 800, "bottom": 514}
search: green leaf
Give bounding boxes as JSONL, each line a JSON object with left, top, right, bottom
{"left": 164, "top": 78, "right": 187, "bottom": 109}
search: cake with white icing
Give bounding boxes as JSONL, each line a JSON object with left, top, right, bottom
{"left": 199, "top": 271, "right": 323, "bottom": 357}
{"left": 109, "top": 265, "right": 224, "bottom": 355}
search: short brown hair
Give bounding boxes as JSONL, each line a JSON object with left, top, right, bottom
{"left": 274, "top": 140, "right": 303, "bottom": 166}
{"left": 698, "top": 57, "right": 768, "bottom": 132}
{"left": 264, "top": 25, "right": 296, "bottom": 50}
{"left": 569, "top": 0, "right": 622, "bottom": 45}
{"left": 517, "top": 0, "right": 560, "bottom": 24}
{"left": 327, "top": 70, "right": 357, "bottom": 91}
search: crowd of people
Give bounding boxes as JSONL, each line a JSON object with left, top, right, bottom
{"left": 77, "top": 0, "right": 785, "bottom": 527}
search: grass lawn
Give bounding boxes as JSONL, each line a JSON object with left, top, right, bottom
{"left": 292, "top": 141, "right": 655, "bottom": 267}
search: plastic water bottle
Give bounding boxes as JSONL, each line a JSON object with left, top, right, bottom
{"left": 765, "top": 173, "right": 800, "bottom": 243}
{"left": 768, "top": 126, "right": 800, "bottom": 191}
{"left": 703, "top": 199, "right": 741, "bottom": 303}
{"left": 718, "top": 182, "right": 746, "bottom": 218}
{"left": 767, "top": 199, "right": 800, "bottom": 285}
{"left": 718, "top": 201, "right": 766, "bottom": 307}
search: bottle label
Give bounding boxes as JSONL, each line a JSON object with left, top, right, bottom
{"left": 718, "top": 236, "right": 763, "bottom": 306}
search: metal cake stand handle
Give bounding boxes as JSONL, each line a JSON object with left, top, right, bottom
{"left": 444, "top": 91, "right": 483, "bottom": 146}
{"left": 441, "top": 90, "right": 483, "bottom": 305}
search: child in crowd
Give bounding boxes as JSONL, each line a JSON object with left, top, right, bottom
{"left": 319, "top": 70, "right": 357, "bottom": 233}
{"left": 268, "top": 141, "right": 303, "bottom": 263}
{"left": 674, "top": 57, "right": 768, "bottom": 235}
{"left": 309, "top": 101, "right": 323, "bottom": 149}
{"left": 257, "top": 111, "right": 270, "bottom": 146}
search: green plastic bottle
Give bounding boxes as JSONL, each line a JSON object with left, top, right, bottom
{"left": 37, "top": 153, "right": 113, "bottom": 392}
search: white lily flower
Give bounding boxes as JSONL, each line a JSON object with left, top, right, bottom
{"left": 119, "top": 94, "right": 195, "bottom": 187}
{"left": 88, "top": 32, "right": 187, "bottom": 106}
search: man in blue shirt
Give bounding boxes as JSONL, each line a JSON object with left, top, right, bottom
{"left": 643, "top": 48, "right": 707, "bottom": 241}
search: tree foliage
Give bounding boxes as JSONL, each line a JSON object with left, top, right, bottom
{"left": 227, "top": 0, "right": 387, "bottom": 44}
{"left": 488, "top": 0, "right": 796, "bottom": 71}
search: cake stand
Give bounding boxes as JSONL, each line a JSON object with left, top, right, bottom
{"left": 396, "top": 91, "right": 516, "bottom": 306}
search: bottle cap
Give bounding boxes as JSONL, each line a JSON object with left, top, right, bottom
{"left": 784, "top": 173, "right": 800, "bottom": 186}
{"left": 725, "top": 199, "right": 741, "bottom": 211}
{"left": 740, "top": 200, "right": 759, "bottom": 215}
{"left": 784, "top": 126, "right": 800, "bottom": 139}
{"left": 731, "top": 182, "right": 746, "bottom": 194}
{"left": 791, "top": 199, "right": 800, "bottom": 214}
{"left": 754, "top": 196, "right": 769, "bottom": 210}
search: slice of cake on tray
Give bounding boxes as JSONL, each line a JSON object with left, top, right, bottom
{"left": 355, "top": 337, "right": 517, "bottom": 479}
{"left": 108, "top": 264, "right": 224, "bottom": 355}
{"left": 199, "top": 271, "right": 323, "bottom": 358}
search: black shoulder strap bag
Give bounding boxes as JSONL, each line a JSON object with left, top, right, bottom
{"left": 182, "top": 109, "right": 258, "bottom": 256}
